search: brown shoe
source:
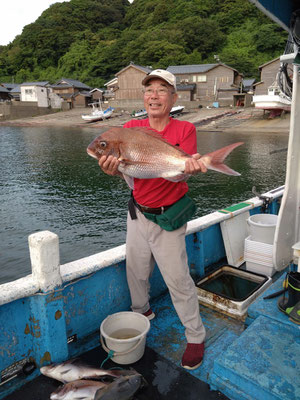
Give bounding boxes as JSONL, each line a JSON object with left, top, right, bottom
{"left": 181, "top": 343, "right": 204, "bottom": 370}
{"left": 142, "top": 308, "right": 155, "bottom": 320}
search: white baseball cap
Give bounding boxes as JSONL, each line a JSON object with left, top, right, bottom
{"left": 142, "top": 69, "right": 177, "bottom": 92}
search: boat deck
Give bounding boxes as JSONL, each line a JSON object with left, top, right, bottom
{"left": 4, "top": 271, "right": 300, "bottom": 400}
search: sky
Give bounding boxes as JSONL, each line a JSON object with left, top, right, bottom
{"left": 1, "top": 1, "right": 70, "bottom": 46}
{"left": 1, "top": 0, "right": 133, "bottom": 46}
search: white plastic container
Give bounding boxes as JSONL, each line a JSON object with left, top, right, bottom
{"left": 247, "top": 214, "right": 278, "bottom": 244}
{"left": 244, "top": 236, "right": 276, "bottom": 276}
{"left": 245, "top": 261, "right": 275, "bottom": 277}
{"left": 100, "top": 311, "right": 150, "bottom": 364}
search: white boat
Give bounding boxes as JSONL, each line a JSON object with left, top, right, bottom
{"left": 252, "top": 83, "right": 291, "bottom": 115}
{"left": 131, "top": 109, "right": 147, "bottom": 118}
{"left": 170, "top": 105, "right": 185, "bottom": 116}
{"left": 132, "top": 105, "right": 185, "bottom": 119}
{"left": 82, "top": 101, "right": 114, "bottom": 122}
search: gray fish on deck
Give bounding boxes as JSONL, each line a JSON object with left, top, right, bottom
{"left": 50, "top": 379, "right": 108, "bottom": 400}
{"left": 87, "top": 126, "right": 243, "bottom": 189}
{"left": 40, "top": 359, "right": 121, "bottom": 383}
{"left": 94, "top": 374, "right": 142, "bottom": 400}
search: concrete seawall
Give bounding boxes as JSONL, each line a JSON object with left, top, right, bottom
{"left": 0, "top": 106, "right": 290, "bottom": 134}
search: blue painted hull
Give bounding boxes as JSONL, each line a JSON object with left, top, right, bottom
{"left": 2, "top": 187, "right": 298, "bottom": 400}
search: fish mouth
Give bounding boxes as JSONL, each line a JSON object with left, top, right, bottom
{"left": 86, "top": 148, "right": 98, "bottom": 159}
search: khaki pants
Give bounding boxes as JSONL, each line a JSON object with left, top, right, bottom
{"left": 126, "top": 208, "right": 206, "bottom": 343}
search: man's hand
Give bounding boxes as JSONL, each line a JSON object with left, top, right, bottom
{"left": 98, "top": 155, "right": 121, "bottom": 176}
{"left": 184, "top": 153, "right": 207, "bottom": 175}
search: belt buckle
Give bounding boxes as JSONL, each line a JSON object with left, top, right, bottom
{"left": 160, "top": 206, "right": 164, "bottom": 214}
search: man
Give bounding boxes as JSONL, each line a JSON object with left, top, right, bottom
{"left": 99, "top": 69, "right": 207, "bottom": 370}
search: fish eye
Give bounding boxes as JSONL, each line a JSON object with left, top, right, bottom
{"left": 99, "top": 141, "right": 107, "bottom": 148}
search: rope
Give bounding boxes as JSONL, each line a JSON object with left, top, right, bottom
{"left": 100, "top": 334, "right": 144, "bottom": 357}
{"left": 100, "top": 350, "right": 115, "bottom": 368}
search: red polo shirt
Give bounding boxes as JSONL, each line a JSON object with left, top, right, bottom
{"left": 123, "top": 117, "right": 197, "bottom": 208}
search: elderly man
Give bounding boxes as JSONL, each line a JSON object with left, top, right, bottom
{"left": 99, "top": 69, "right": 207, "bottom": 370}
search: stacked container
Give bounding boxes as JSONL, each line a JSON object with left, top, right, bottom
{"left": 244, "top": 214, "right": 278, "bottom": 276}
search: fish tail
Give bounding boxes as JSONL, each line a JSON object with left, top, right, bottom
{"left": 203, "top": 142, "right": 243, "bottom": 176}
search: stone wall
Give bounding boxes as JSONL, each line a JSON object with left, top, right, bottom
{"left": 0, "top": 101, "right": 59, "bottom": 121}
{"left": 106, "top": 99, "right": 213, "bottom": 112}
{"left": 106, "top": 98, "right": 242, "bottom": 112}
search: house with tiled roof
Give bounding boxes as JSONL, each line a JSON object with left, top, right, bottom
{"left": 253, "top": 57, "right": 281, "bottom": 95}
{"left": 242, "top": 78, "right": 256, "bottom": 93}
{"left": 167, "top": 63, "right": 243, "bottom": 105}
{"left": 113, "top": 63, "right": 152, "bottom": 100}
{"left": 90, "top": 88, "right": 104, "bottom": 102}
{"left": 9, "top": 85, "right": 21, "bottom": 101}
{"left": 1, "top": 83, "right": 19, "bottom": 91}
{"left": 51, "top": 78, "right": 92, "bottom": 107}
{"left": 20, "top": 81, "right": 51, "bottom": 107}
{"left": 0, "top": 86, "right": 11, "bottom": 101}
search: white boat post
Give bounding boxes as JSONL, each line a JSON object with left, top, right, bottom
{"left": 273, "top": 51, "right": 300, "bottom": 271}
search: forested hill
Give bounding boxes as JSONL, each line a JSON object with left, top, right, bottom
{"left": 0, "top": 0, "right": 288, "bottom": 87}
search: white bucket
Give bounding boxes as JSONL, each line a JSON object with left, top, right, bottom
{"left": 100, "top": 311, "right": 150, "bottom": 365}
{"left": 247, "top": 214, "right": 278, "bottom": 244}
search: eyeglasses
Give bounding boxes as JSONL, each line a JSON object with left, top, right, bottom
{"left": 143, "top": 88, "right": 174, "bottom": 96}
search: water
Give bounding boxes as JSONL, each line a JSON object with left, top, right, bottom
{"left": 0, "top": 125, "right": 288, "bottom": 284}
{"left": 198, "top": 271, "right": 262, "bottom": 301}
{"left": 110, "top": 328, "right": 141, "bottom": 340}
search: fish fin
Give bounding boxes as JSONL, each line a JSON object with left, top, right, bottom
{"left": 208, "top": 164, "right": 241, "bottom": 176}
{"left": 203, "top": 142, "right": 243, "bottom": 176}
{"left": 122, "top": 174, "right": 134, "bottom": 190}
{"left": 165, "top": 173, "right": 191, "bottom": 182}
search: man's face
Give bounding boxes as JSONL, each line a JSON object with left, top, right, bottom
{"left": 143, "top": 78, "right": 178, "bottom": 119}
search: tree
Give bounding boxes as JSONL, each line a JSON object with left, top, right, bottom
{"left": 0, "top": 0, "right": 288, "bottom": 84}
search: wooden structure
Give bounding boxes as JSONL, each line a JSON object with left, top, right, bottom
{"left": 177, "top": 83, "right": 196, "bottom": 101}
{"left": 9, "top": 86, "right": 21, "bottom": 101}
{"left": 114, "top": 63, "right": 152, "bottom": 100}
{"left": 167, "top": 64, "right": 243, "bottom": 105}
{"left": 73, "top": 91, "right": 91, "bottom": 107}
{"left": 0, "top": 86, "right": 11, "bottom": 101}
{"left": 90, "top": 88, "right": 103, "bottom": 102}
{"left": 51, "top": 78, "right": 91, "bottom": 107}
{"left": 253, "top": 57, "right": 280, "bottom": 95}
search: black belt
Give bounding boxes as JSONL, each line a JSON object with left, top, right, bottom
{"left": 131, "top": 196, "right": 172, "bottom": 215}
{"left": 136, "top": 203, "right": 172, "bottom": 215}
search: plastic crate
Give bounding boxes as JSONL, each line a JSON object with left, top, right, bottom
{"left": 244, "top": 236, "right": 275, "bottom": 276}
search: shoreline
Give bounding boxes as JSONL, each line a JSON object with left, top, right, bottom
{"left": 0, "top": 106, "right": 290, "bottom": 134}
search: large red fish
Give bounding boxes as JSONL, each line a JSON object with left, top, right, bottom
{"left": 87, "top": 127, "right": 243, "bottom": 188}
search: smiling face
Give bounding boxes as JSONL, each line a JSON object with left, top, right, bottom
{"left": 143, "top": 78, "right": 178, "bottom": 121}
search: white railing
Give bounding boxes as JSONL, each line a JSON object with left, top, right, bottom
{"left": 0, "top": 187, "right": 284, "bottom": 307}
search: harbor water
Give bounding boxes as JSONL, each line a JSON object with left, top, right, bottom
{"left": 0, "top": 125, "right": 288, "bottom": 284}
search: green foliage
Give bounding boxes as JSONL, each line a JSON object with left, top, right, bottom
{"left": 0, "top": 0, "right": 288, "bottom": 85}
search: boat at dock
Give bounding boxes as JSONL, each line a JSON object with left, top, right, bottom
{"left": 82, "top": 101, "right": 114, "bottom": 122}
{"left": 252, "top": 82, "right": 291, "bottom": 117}
{"left": 132, "top": 105, "right": 185, "bottom": 119}
{"left": 1, "top": 2, "right": 300, "bottom": 400}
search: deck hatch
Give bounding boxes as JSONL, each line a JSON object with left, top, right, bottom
{"left": 196, "top": 265, "right": 272, "bottom": 319}
{"left": 197, "top": 267, "right": 268, "bottom": 301}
